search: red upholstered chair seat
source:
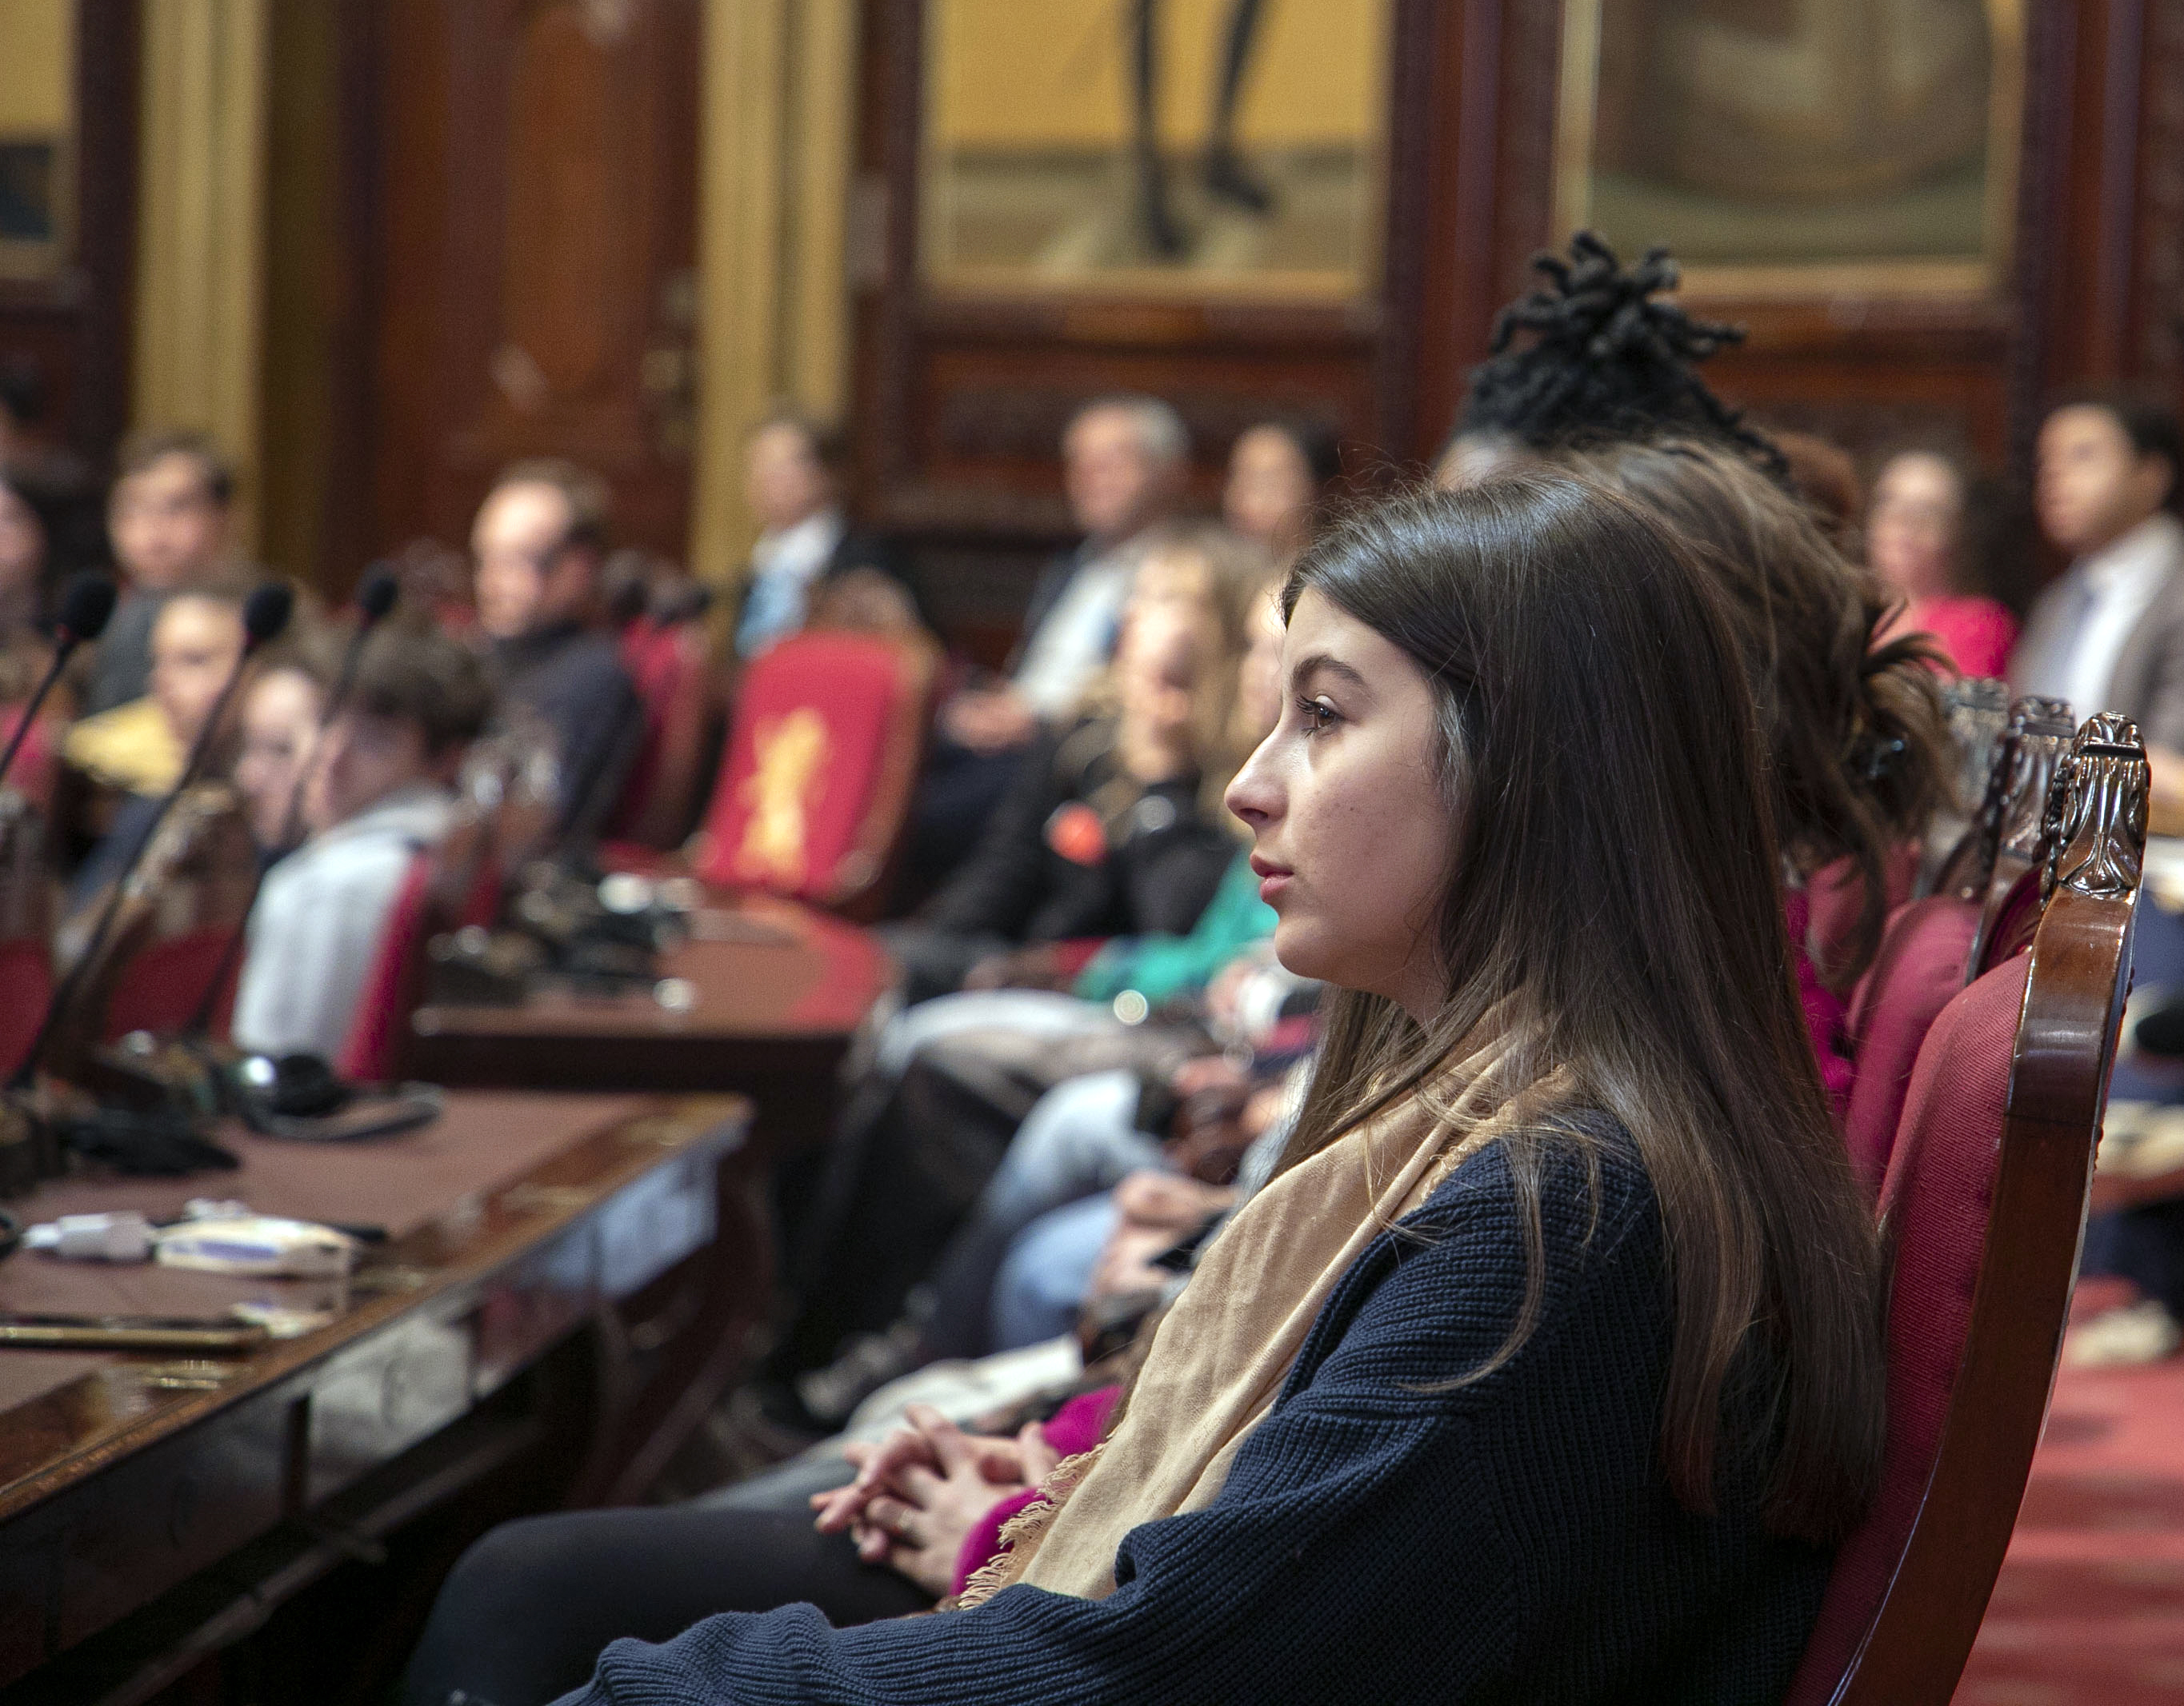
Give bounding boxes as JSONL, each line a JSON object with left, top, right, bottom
{"left": 1839, "top": 896, "right": 1979, "bottom": 1199}
{"left": 693, "top": 630, "right": 924, "bottom": 910}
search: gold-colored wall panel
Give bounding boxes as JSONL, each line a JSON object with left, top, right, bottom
{"left": 132, "top": 0, "right": 268, "bottom": 551}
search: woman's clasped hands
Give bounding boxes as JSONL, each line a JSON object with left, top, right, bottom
{"left": 810, "top": 1404, "right": 1062, "bottom": 1596}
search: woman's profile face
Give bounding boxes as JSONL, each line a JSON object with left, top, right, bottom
{"left": 1225, "top": 587, "right": 1455, "bottom": 1018}
{"left": 1866, "top": 451, "right": 1962, "bottom": 602}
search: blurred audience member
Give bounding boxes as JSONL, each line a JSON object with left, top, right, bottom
{"left": 87, "top": 432, "right": 238, "bottom": 714}
{"left": 233, "top": 650, "right": 331, "bottom": 857}
{"left": 886, "top": 522, "right": 1255, "bottom": 1004}
{"left": 1869, "top": 449, "right": 2019, "bottom": 677}
{"left": 2014, "top": 395, "right": 2184, "bottom": 762}
{"left": 231, "top": 629, "right": 490, "bottom": 1061}
{"left": 66, "top": 591, "right": 246, "bottom": 912}
{"left": 734, "top": 414, "right": 915, "bottom": 657}
{"left": 911, "top": 397, "right": 1189, "bottom": 882}
{"left": 790, "top": 581, "right": 1292, "bottom": 1421}
{"left": 471, "top": 459, "right": 643, "bottom": 844}
{"left": 1221, "top": 420, "right": 1338, "bottom": 566}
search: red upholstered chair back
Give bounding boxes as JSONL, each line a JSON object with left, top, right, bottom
{"left": 693, "top": 630, "right": 930, "bottom": 918}
{"left": 1786, "top": 713, "right": 2146, "bottom": 1706}
{"left": 0, "top": 937, "right": 50, "bottom": 1081}
{"left": 336, "top": 853, "right": 434, "bottom": 1082}
{"left": 1839, "top": 895, "right": 1979, "bottom": 1199}
{"left": 101, "top": 926, "right": 241, "bottom": 1042}
{"left": 609, "top": 616, "right": 720, "bottom": 849}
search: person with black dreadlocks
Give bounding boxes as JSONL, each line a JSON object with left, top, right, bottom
{"left": 1434, "top": 231, "right": 1950, "bottom": 1124}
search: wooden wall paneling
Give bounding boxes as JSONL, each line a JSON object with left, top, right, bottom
{"left": 258, "top": 0, "right": 382, "bottom": 594}
{"left": 0, "top": 0, "right": 138, "bottom": 479}
{"left": 2126, "top": 0, "right": 2184, "bottom": 419}
{"left": 63, "top": 0, "right": 138, "bottom": 468}
{"left": 369, "top": 0, "right": 454, "bottom": 562}
{"left": 369, "top": 0, "right": 701, "bottom": 561}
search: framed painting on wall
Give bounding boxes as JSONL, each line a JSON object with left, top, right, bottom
{"left": 1552, "top": 0, "right": 2025, "bottom": 298}
{"left": 0, "top": 0, "right": 74, "bottom": 282}
{"left": 919, "top": 0, "right": 1393, "bottom": 300}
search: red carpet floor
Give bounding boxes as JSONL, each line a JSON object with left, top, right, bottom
{"left": 1954, "top": 1340, "right": 2184, "bottom": 1702}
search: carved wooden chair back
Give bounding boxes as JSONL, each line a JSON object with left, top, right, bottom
{"left": 1914, "top": 675, "right": 2012, "bottom": 897}
{"left": 1786, "top": 712, "right": 2146, "bottom": 1705}
{"left": 1960, "top": 697, "right": 2076, "bottom": 978}
{"left": 1841, "top": 697, "right": 2072, "bottom": 1193}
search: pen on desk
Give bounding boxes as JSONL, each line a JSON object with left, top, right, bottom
{"left": 0, "top": 1312, "right": 271, "bottom": 1352}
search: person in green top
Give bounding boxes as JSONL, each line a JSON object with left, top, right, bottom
{"left": 1072, "top": 845, "right": 1275, "bottom": 1008}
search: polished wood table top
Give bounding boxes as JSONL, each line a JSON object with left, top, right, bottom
{"left": 405, "top": 893, "right": 894, "bottom": 1094}
{"left": 0, "top": 1090, "right": 749, "bottom": 1697}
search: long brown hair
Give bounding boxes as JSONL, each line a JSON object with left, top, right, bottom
{"left": 1278, "top": 478, "right": 1886, "bottom": 1545}
{"left": 1567, "top": 437, "right": 1948, "bottom": 985}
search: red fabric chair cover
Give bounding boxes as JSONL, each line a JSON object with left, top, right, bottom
{"left": 0, "top": 937, "right": 51, "bottom": 1081}
{"left": 1806, "top": 845, "right": 1920, "bottom": 983}
{"left": 693, "top": 631, "right": 917, "bottom": 906}
{"left": 1786, "top": 952, "right": 2030, "bottom": 1704}
{"left": 1839, "top": 895, "right": 1979, "bottom": 1198}
{"left": 337, "top": 853, "right": 434, "bottom": 1082}
{"left": 101, "top": 926, "right": 242, "bottom": 1042}
{"left": 608, "top": 617, "right": 714, "bottom": 845}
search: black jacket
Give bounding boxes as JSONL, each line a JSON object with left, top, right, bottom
{"left": 922, "top": 715, "right": 1235, "bottom": 945}
{"left": 490, "top": 623, "right": 644, "bottom": 844}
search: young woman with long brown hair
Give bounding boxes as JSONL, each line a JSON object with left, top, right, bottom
{"left": 408, "top": 477, "right": 1885, "bottom": 1706}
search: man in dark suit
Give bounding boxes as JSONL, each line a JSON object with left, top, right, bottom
{"left": 910, "top": 396, "right": 1190, "bottom": 885}
{"left": 471, "top": 460, "right": 644, "bottom": 845}
{"left": 731, "top": 414, "right": 920, "bottom": 658}
{"left": 2012, "top": 395, "right": 2184, "bottom": 763}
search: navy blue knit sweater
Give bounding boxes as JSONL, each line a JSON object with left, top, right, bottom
{"left": 556, "top": 1133, "right": 1830, "bottom": 1705}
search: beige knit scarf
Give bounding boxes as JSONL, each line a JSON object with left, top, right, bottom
{"left": 961, "top": 1057, "right": 1533, "bottom": 1607}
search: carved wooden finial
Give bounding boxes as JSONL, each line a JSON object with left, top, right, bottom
{"left": 1992, "top": 697, "right": 2075, "bottom": 864}
{"left": 2044, "top": 713, "right": 2150, "bottom": 902}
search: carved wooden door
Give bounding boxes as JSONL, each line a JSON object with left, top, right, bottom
{"left": 371, "top": 0, "right": 700, "bottom": 561}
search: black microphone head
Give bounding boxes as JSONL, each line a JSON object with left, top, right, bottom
{"left": 243, "top": 582, "right": 295, "bottom": 649}
{"left": 356, "top": 567, "right": 399, "bottom": 623}
{"left": 57, "top": 572, "right": 118, "bottom": 644}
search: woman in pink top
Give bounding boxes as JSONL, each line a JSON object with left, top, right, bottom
{"left": 1868, "top": 449, "right": 2020, "bottom": 679}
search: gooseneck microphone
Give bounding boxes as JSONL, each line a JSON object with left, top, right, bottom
{"left": 0, "top": 572, "right": 118, "bottom": 797}
{"left": 182, "top": 569, "right": 402, "bottom": 1039}
{"left": 13, "top": 582, "right": 294, "bottom": 1090}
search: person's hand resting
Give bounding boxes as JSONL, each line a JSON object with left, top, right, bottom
{"left": 1113, "top": 1167, "right": 1236, "bottom": 1233}
{"left": 960, "top": 942, "right": 1075, "bottom": 992}
{"left": 943, "top": 685, "right": 1038, "bottom": 756}
{"left": 811, "top": 1404, "right": 1060, "bottom": 1598}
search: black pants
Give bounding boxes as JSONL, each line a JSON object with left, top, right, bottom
{"left": 400, "top": 1462, "right": 930, "bottom": 1706}
{"left": 2083, "top": 1200, "right": 2184, "bottom": 1320}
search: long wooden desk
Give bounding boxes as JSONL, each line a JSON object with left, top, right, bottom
{"left": 405, "top": 894, "right": 893, "bottom": 1109}
{"left": 0, "top": 1090, "right": 754, "bottom": 1705}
